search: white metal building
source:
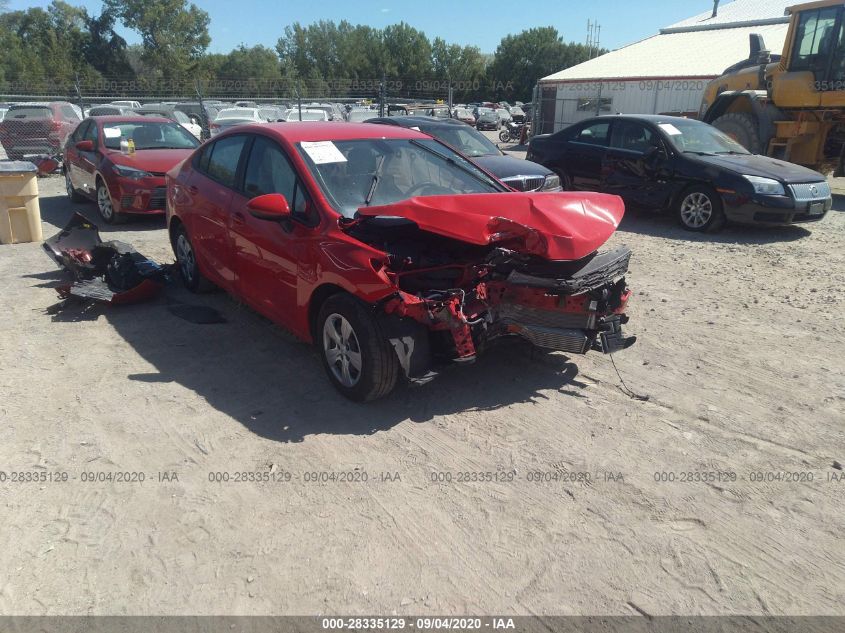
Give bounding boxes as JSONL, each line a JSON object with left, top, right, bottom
{"left": 536, "top": 0, "right": 793, "bottom": 133}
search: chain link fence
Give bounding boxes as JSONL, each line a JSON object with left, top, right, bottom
{"left": 0, "top": 74, "right": 497, "bottom": 160}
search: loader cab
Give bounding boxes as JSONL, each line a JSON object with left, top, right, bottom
{"left": 776, "top": 2, "right": 845, "bottom": 107}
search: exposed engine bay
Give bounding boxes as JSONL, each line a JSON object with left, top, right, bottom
{"left": 346, "top": 215, "right": 635, "bottom": 382}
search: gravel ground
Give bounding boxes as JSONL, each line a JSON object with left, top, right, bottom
{"left": 0, "top": 166, "right": 843, "bottom": 616}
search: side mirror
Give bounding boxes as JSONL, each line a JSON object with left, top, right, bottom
{"left": 75, "top": 140, "right": 95, "bottom": 152}
{"left": 247, "top": 193, "right": 291, "bottom": 221}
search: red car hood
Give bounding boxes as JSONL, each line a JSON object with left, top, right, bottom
{"left": 107, "top": 149, "right": 193, "bottom": 174}
{"left": 356, "top": 192, "right": 625, "bottom": 261}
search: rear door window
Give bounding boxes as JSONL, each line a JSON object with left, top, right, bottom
{"left": 7, "top": 106, "right": 52, "bottom": 119}
{"left": 204, "top": 135, "right": 248, "bottom": 188}
{"left": 572, "top": 121, "right": 611, "bottom": 146}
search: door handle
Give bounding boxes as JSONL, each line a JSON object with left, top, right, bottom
{"left": 232, "top": 212, "right": 246, "bottom": 225}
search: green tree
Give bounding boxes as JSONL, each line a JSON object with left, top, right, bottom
{"left": 104, "top": 0, "right": 210, "bottom": 80}
{"left": 487, "top": 27, "right": 599, "bottom": 102}
{"left": 382, "top": 22, "right": 432, "bottom": 78}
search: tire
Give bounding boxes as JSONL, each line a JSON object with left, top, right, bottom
{"left": 173, "top": 224, "right": 215, "bottom": 293}
{"left": 317, "top": 293, "right": 400, "bottom": 402}
{"left": 96, "top": 179, "right": 124, "bottom": 224}
{"left": 499, "top": 129, "right": 509, "bottom": 142}
{"left": 676, "top": 185, "right": 726, "bottom": 233}
{"left": 65, "top": 170, "right": 85, "bottom": 202}
{"left": 711, "top": 113, "right": 762, "bottom": 154}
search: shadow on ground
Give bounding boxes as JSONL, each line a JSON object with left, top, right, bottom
{"left": 45, "top": 282, "right": 586, "bottom": 442}
{"left": 617, "top": 210, "right": 813, "bottom": 244}
{"left": 38, "top": 183, "right": 166, "bottom": 234}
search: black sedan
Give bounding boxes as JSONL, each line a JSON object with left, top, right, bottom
{"left": 527, "top": 115, "right": 833, "bottom": 232}
{"left": 366, "top": 116, "right": 561, "bottom": 192}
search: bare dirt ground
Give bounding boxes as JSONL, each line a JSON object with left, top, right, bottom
{"left": 0, "top": 173, "right": 843, "bottom": 616}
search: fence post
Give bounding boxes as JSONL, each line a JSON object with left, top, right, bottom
{"left": 195, "top": 80, "right": 210, "bottom": 141}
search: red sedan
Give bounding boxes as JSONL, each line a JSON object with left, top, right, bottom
{"left": 63, "top": 115, "right": 199, "bottom": 223}
{"left": 167, "top": 122, "right": 634, "bottom": 401}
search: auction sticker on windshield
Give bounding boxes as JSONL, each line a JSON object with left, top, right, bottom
{"left": 104, "top": 127, "right": 122, "bottom": 138}
{"left": 301, "top": 141, "right": 347, "bottom": 164}
{"left": 658, "top": 123, "right": 683, "bottom": 136}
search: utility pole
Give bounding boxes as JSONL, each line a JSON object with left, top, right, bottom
{"left": 587, "top": 20, "right": 602, "bottom": 59}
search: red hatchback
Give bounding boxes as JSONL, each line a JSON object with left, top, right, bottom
{"left": 167, "top": 122, "right": 634, "bottom": 401}
{"left": 63, "top": 116, "right": 199, "bottom": 223}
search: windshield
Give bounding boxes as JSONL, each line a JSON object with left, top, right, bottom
{"left": 347, "top": 110, "right": 373, "bottom": 122}
{"left": 288, "top": 110, "right": 327, "bottom": 121}
{"left": 660, "top": 119, "right": 750, "bottom": 155}
{"left": 421, "top": 125, "right": 499, "bottom": 157}
{"left": 298, "top": 138, "right": 503, "bottom": 218}
{"left": 217, "top": 108, "right": 258, "bottom": 120}
{"left": 6, "top": 106, "right": 52, "bottom": 119}
{"left": 101, "top": 122, "right": 200, "bottom": 150}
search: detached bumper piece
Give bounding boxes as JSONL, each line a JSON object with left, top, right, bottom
{"left": 43, "top": 212, "right": 172, "bottom": 305}
{"left": 593, "top": 315, "right": 637, "bottom": 354}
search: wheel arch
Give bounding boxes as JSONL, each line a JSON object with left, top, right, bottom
{"left": 307, "top": 283, "right": 349, "bottom": 343}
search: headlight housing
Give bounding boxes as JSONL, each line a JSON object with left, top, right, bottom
{"left": 743, "top": 175, "right": 785, "bottom": 196}
{"left": 541, "top": 174, "right": 562, "bottom": 191}
{"left": 113, "top": 164, "right": 152, "bottom": 180}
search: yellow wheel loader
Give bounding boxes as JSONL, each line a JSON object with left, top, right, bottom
{"left": 700, "top": 0, "right": 845, "bottom": 174}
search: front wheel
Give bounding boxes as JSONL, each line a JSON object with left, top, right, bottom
{"left": 317, "top": 294, "right": 400, "bottom": 402}
{"left": 676, "top": 185, "right": 726, "bottom": 232}
{"left": 96, "top": 180, "right": 124, "bottom": 224}
{"left": 498, "top": 129, "right": 509, "bottom": 142}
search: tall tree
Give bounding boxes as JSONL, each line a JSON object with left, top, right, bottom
{"left": 487, "top": 27, "right": 598, "bottom": 101}
{"left": 104, "top": 0, "right": 210, "bottom": 80}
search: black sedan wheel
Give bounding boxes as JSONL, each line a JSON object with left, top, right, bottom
{"left": 676, "top": 186, "right": 725, "bottom": 233}
{"left": 318, "top": 294, "right": 399, "bottom": 402}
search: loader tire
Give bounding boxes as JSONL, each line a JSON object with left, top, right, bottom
{"left": 712, "top": 113, "right": 762, "bottom": 155}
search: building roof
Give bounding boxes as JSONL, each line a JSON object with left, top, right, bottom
{"left": 541, "top": 0, "right": 791, "bottom": 83}
{"left": 663, "top": 0, "right": 792, "bottom": 31}
{"left": 541, "top": 23, "right": 788, "bottom": 82}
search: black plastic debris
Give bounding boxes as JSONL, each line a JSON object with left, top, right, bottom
{"left": 43, "top": 212, "right": 172, "bottom": 305}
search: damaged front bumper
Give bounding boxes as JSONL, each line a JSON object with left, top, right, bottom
{"left": 376, "top": 246, "right": 636, "bottom": 383}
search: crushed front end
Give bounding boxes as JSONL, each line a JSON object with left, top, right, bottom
{"left": 345, "top": 200, "right": 635, "bottom": 382}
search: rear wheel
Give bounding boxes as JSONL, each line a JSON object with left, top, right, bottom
{"left": 65, "top": 170, "right": 85, "bottom": 202}
{"left": 498, "top": 128, "right": 509, "bottom": 142}
{"left": 96, "top": 179, "right": 124, "bottom": 224}
{"left": 712, "top": 113, "right": 762, "bottom": 154}
{"left": 676, "top": 185, "right": 726, "bottom": 232}
{"left": 317, "top": 294, "right": 399, "bottom": 402}
{"left": 174, "top": 225, "right": 215, "bottom": 293}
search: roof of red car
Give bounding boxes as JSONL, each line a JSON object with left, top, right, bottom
{"left": 247, "top": 121, "right": 430, "bottom": 143}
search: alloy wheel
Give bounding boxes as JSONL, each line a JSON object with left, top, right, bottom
{"left": 322, "top": 313, "right": 363, "bottom": 388}
{"left": 680, "top": 192, "right": 713, "bottom": 228}
{"left": 97, "top": 185, "right": 114, "bottom": 221}
{"left": 176, "top": 233, "right": 195, "bottom": 284}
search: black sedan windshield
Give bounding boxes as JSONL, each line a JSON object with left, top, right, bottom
{"left": 102, "top": 122, "right": 199, "bottom": 150}
{"left": 419, "top": 125, "right": 500, "bottom": 157}
{"left": 299, "top": 138, "right": 503, "bottom": 218}
{"left": 659, "top": 119, "right": 750, "bottom": 155}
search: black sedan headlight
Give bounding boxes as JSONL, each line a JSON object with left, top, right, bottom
{"left": 541, "top": 174, "right": 562, "bottom": 191}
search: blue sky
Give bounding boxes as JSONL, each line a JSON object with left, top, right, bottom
{"left": 9, "top": 0, "right": 715, "bottom": 54}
